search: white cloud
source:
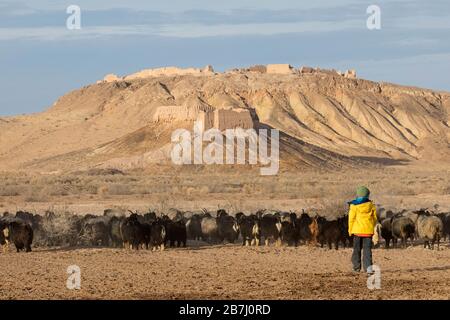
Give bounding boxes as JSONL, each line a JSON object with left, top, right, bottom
{"left": 391, "top": 15, "right": 450, "bottom": 30}
{"left": 0, "top": 1, "right": 37, "bottom": 16}
{"left": 158, "top": 20, "right": 362, "bottom": 37}
{"left": 14, "top": 0, "right": 360, "bottom": 13}
{"left": 386, "top": 38, "right": 440, "bottom": 47}
{"left": 0, "top": 19, "right": 364, "bottom": 41}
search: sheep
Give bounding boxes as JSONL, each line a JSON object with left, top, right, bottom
{"left": 445, "top": 213, "right": 450, "bottom": 242}
{"left": 379, "top": 218, "right": 394, "bottom": 248}
{"left": 436, "top": 212, "right": 450, "bottom": 242}
{"left": 391, "top": 215, "right": 415, "bottom": 248}
{"left": 415, "top": 210, "right": 443, "bottom": 250}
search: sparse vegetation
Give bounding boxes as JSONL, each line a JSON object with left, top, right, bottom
{"left": 0, "top": 167, "right": 449, "bottom": 213}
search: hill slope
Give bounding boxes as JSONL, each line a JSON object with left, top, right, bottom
{"left": 0, "top": 67, "right": 449, "bottom": 172}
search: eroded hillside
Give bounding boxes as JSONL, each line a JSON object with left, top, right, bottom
{"left": 0, "top": 65, "right": 449, "bottom": 172}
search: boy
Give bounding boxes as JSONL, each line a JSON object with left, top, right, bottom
{"left": 348, "top": 186, "right": 377, "bottom": 274}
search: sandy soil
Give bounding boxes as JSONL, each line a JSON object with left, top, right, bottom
{"left": 1, "top": 242, "right": 449, "bottom": 300}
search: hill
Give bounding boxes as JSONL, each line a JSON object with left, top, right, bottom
{"left": 0, "top": 64, "right": 449, "bottom": 173}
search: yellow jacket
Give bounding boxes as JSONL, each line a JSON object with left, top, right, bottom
{"left": 348, "top": 201, "right": 377, "bottom": 235}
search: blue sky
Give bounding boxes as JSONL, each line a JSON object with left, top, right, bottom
{"left": 1, "top": 0, "right": 449, "bottom": 116}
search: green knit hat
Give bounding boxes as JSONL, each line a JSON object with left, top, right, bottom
{"left": 356, "top": 186, "right": 370, "bottom": 197}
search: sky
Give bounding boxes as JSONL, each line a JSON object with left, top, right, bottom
{"left": 0, "top": 0, "right": 449, "bottom": 116}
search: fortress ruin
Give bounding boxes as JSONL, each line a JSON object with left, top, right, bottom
{"left": 153, "top": 105, "right": 254, "bottom": 131}
{"left": 211, "top": 108, "right": 254, "bottom": 131}
{"left": 152, "top": 105, "right": 214, "bottom": 122}
{"left": 266, "top": 64, "right": 294, "bottom": 74}
{"left": 98, "top": 64, "right": 358, "bottom": 83}
{"left": 125, "top": 65, "right": 215, "bottom": 80}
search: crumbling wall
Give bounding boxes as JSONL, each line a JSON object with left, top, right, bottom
{"left": 316, "top": 68, "right": 341, "bottom": 76}
{"left": 299, "top": 66, "right": 314, "bottom": 74}
{"left": 154, "top": 105, "right": 254, "bottom": 131}
{"left": 196, "top": 110, "right": 215, "bottom": 131}
{"left": 104, "top": 74, "right": 120, "bottom": 82}
{"left": 213, "top": 108, "right": 254, "bottom": 131}
{"left": 345, "top": 70, "right": 357, "bottom": 79}
{"left": 124, "top": 65, "right": 215, "bottom": 80}
{"left": 266, "top": 64, "right": 294, "bottom": 74}
{"left": 97, "top": 73, "right": 120, "bottom": 84}
{"left": 248, "top": 65, "right": 267, "bottom": 73}
{"left": 299, "top": 66, "right": 354, "bottom": 78}
{"left": 153, "top": 105, "right": 214, "bottom": 122}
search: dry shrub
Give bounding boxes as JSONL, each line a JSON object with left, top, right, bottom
{"left": 441, "top": 184, "right": 450, "bottom": 195}
{"left": 98, "top": 185, "right": 109, "bottom": 197}
{"left": 0, "top": 185, "right": 22, "bottom": 196}
{"left": 184, "top": 186, "right": 196, "bottom": 196}
{"left": 132, "top": 186, "right": 151, "bottom": 195}
{"left": 0, "top": 168, "right": 449, "bottom": 206}
{"left": 170, "top": 185, "right": 180, "bottom": 195}
{"left": 84, "top": 184, "right": 98, "bottom": 195}
{"left": 85, "top": 168, "right": 125, "bottom": 176}
{"left": 47, "top": 185, "right": 70, "bottom": 196}
{"left": 107, "top": 184, "right": 133, "bottom": 195}
{"left": 24, "top": 188, "right": 49, "bottom": 202}
{"left": 37, "top": 212, "right": 80, "bottom": 247}
{"left": 393, "top": 187, "right": 417, "bottom": 196}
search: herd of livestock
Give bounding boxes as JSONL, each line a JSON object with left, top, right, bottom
{"left": 0, "top": 208, "right": 449, "bottom": 253}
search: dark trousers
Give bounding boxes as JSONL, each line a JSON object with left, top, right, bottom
{"left": 351, "top": 236, "right": 373, "bottom": 271}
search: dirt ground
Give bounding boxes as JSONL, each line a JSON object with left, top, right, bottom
{"left": 1, "top": 241, "right": 449, "bottom": 300}
{"left": 1, "top": 168, "right": 449, "bottom": 300}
